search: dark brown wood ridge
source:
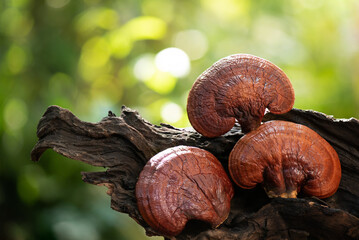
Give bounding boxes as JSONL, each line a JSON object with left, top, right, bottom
{"left": 31, "top": 106, "right": 359, "bottom": 240}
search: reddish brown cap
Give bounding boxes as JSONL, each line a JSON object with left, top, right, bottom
{"left": 187, "top": 54, "right": 295, "bottom": 137}
{"left": 136, "top": 146, "right": 234, "bottom": 236}
{"left": 228, "top": 120, "right": 341, "bottom": 199}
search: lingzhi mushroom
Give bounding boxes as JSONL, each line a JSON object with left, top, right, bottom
{"left": 228, "top": 120, "right": 341, "bottom": 199}
{"left": 187, "top": 54, "right": 295, "bottom": 137}
{"left": 136, "top": 146, "right": 234, "bottom": 237}
{"left": 135, "top": 54, "right": 342, "bottom": 238}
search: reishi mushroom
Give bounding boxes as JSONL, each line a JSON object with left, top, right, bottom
{"left": 136, "top": 145, "right": 234, "bottom": 237}
{"left": 187, "top": 54, "right": 295, "bottom": 137}
{"left": 228, "top": 120, "right": 341, "bottom": 199}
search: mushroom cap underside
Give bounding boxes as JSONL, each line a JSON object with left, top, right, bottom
{"left": 228, "top": 120, "right": 341, "bottom": 199}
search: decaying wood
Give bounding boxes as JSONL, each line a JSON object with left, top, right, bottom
{"left": 31, "top": 105, "right": 359, "bottom": 240}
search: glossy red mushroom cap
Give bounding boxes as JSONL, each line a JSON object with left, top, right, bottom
{"left": 136, "top": 146, "right": 234, "bottom": 236}
{"left": 187, "top": 54, "right": 295, "bottom": 137}
{"left": 229, "top": 120, "right": 341, "bottom": 199}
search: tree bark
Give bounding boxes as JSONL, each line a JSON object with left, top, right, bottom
{"left": 31, "top": 105, "right": 359, "bottom": 240}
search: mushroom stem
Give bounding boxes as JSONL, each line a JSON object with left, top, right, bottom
{"left": 234, "top": 108, "right": 263, "bottom": 133}
{"left": 237, "top": 116, "right": 261, "bottom": 133}
{"left": 261, "top": 163, "right": 302, "bottom": 198}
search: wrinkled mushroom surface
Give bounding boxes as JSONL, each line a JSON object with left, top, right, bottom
{"left": 187, "top": 54, "right": 295, "bottom": 137}
{"left": 136, "top": 145, "right": 234, "bottom": 237}
{"left": 229, "top": 120, "right": 341, "bottom": 199}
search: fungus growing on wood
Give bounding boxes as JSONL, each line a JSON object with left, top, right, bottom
{"left": 135, "top": 145, "right": 234, "bottom": 236}
{"left": 187, "top": 54, "right": 295, "bottom": 137}
{"left": 228, "top": 120, "right": 341, "bottom": 199}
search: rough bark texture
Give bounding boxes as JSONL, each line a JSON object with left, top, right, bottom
{"left": 31, "top": 105, "right": 359, "bottom": 240}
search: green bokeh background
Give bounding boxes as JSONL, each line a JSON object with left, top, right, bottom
{"left": 1, "top": 0, "right": 358, "bottom": 239}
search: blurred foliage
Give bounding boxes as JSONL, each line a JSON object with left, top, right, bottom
{"left": 1, "top": 0, "right": 358, "bottom": 239}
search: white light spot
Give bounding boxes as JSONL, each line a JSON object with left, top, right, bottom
{"left": 133, "top": 54, "right": 156, "bottom": 81}
{"left": 155, "top": 48, "right": 190, "bottom": 78}
{"left": 161, "top": 102, "right": 183, "bottom": 124}
{"left": 174, "top": 30, "right": 208, "bottom": 60}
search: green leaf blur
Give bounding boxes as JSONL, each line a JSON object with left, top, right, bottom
{"left": 1, "top": 0, "right": 358, "bottom": 239}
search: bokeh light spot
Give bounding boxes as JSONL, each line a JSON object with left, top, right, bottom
{"left": 296, "top": 0, "right": 325, "bottom": 9}
{"left": 252, "top": 16, "right": 307, "bottom": 65}
{"left": 123, "top": 16, "right": 167, "bottom": 40}
{"left": 4, "top": 98, "right": 28, "bottom": 132}
{"left": 107, "top": 29, "right": 133, "bottom": 59}
{"left": 75, "top": 9, "right": 100, "bottom": 34}
{"left": 161, "top": 102, "right": 183, "bottom": 124}
{"left": 96, "top": 9, "right": 118, "bottom": 29}
{"left": 75, "top": 8, "right": 119, "bottom": 36}
{"left": 155, "top": 48, "right": 190, "bottom": 78}
{"left": 133, "top": 54, "right": 156, "bottom": 81}
{"left": 201, "top": 0, "right": 249, "bottom": 21}
{"left": 6, "top": 45, "right": 28, "bottom": 74}
{"left": 138, "top": 99, "right": 168, "bottom": 124}
{"left": 80, "top": 37, "right": 111, "bottom": 68}
{"left": 144, "top": 71, "right": 176, "bottom": 94}
{"left": 9, "top": 0, "right": 30, "bottom": 8}
{"left": 0, "top": 8, "right": 33, "bottom": 37}
{"left": 141, "top": 0, "right": 174, "bottom": 22}
{"left": 174, "top": 30, "right": 208, "bottom": 60}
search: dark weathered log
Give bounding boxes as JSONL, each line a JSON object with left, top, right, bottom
{"left": 31, "top": 105, "right": 359, "bottom": 239}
